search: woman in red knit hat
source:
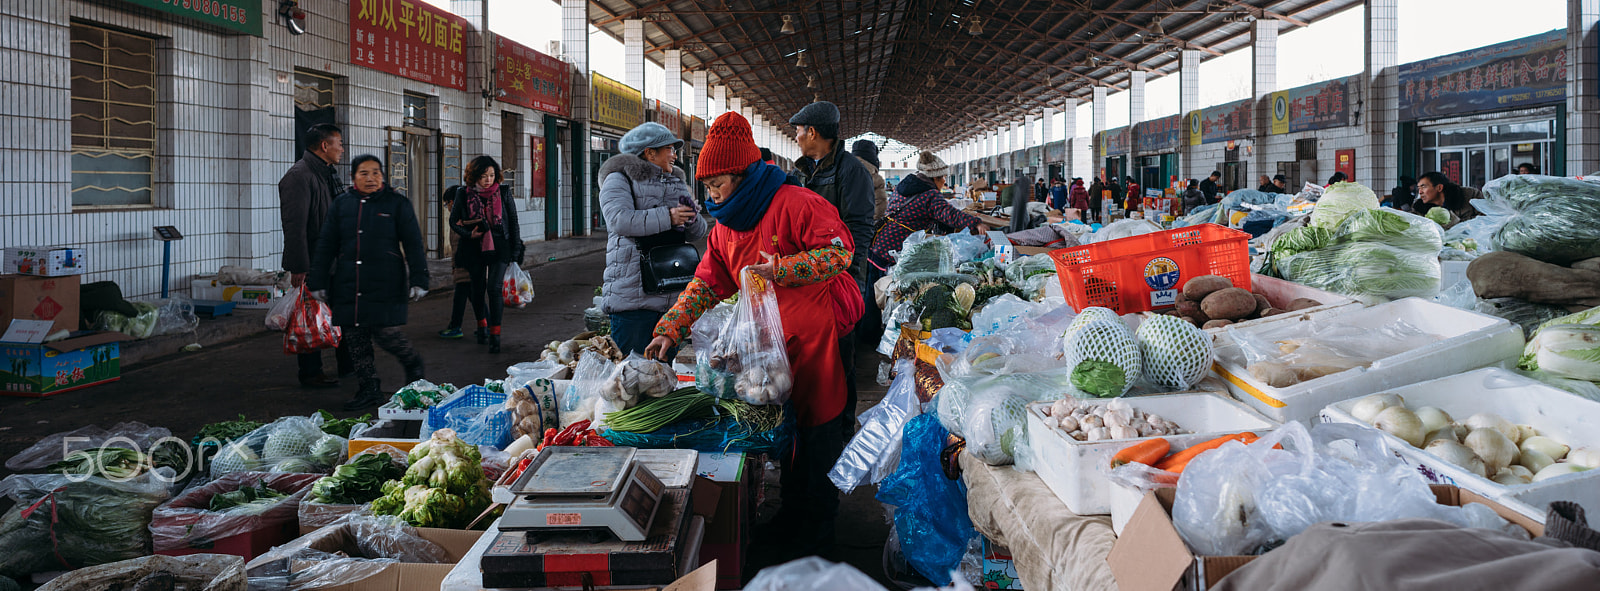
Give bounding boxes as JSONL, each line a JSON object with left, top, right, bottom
{"left": 645, "top": 111, "right": 862, "bottom": 556}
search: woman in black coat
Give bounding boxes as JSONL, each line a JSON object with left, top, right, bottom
{"left": 449, "top": 156, "right": 523, "bottom": 353}
{"left": 308, "top": 154, "right": 430, "bottom": 410}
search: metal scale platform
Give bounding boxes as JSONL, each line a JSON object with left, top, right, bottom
{"left": 499, "top": 446, "right": 665, "bottom": 542}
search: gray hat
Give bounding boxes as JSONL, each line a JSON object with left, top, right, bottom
{"left": 917, "top": 151, "right": 949, "bottom": 178}
{"left": 619, "top": 122, "right": 683, "bottom": 155}
{"left": 788, "top": 101, "right": 840, "bottom": 127}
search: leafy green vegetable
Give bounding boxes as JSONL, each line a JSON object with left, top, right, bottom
{"left": 0, "top": 475, "right": 169, "bottom": 578}
{"left": 1526, "top": 324, "right": 1600, "bottom": 380}
{"left": 311, "top": 453, "right": 406, "bottom": 504}
{"left": 208, "top": 483, "right": 288, "bottom": 513}
{"left": 194, "top": 415, "right": 263, "bottom": 443}
{"left": 1280, "top": 242, "right": 1441, "bottom": 300}
{"left": 1310, "top": 182, "right": 1379, "bottom": 229}
{"left": 1425, "top": 207, "right": 1451, "bottom": 226}
{"left": 1485, "top": 175, "right": 1600, "bottom": 264}
{"left": 1071, "top": 360, "right": 1128, "bottom": 398}
{"left": 316, "top": 410, "right": 372, "bottom": 438}
{"left": 1334, "top": 208, "right": 1444, "bottom": 252}
{"left": 47, "top": 447, "right": 147, "bottom": 479}
{"left": 604, "top": 387, "right": 718, "bottom": 433}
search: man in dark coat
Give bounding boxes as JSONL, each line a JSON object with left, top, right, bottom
{"left": 278, "top": 123, "right": 350, "bottom": 388}
{"left": 789, "top": 101, "right": 874, "bottom": 441}
{"left": 1200, "top": 171, "right": 1222, "bottom": 203}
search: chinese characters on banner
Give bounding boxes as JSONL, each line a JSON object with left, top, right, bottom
{"left": 1135, "top": 114, "right": 1184, "bottom": 153}
{"left": 495, "top": 36, "right": 571, "bottom": 118}
{"left": 1399, "top": 29, "right": 1567, "bottom": 121}
{"left": 117, "top": 0, "right": 263, "bottom": 36}
{"left": 591, "top": 72, "right": 643, "bottom": 132}
{"left": 1190, "top": 98, "right": 1254, "bottom": 145}
{"left": 1099, "top": 126, "right": 1131, "bottom": 157}
{"left": 528, "top": 136, "right": 547, "bottom": 199}
{"left": 349, "top": 0, "right": 469, "bottom": 91}
{"left": 1270, "top": 77, "right": 1355, "bottom": 135}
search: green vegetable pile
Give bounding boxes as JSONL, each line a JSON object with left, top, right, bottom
{"left": 193, "top": 415, "right": 263, "bottom": 444}
{"left": 208, "top": 483, "right": 289, "bottom": 514}
{"left": 46, "top": 440, "right": 190, "bottom": 479}
{"left": 315, "top": 410, "right": 372, "bottom": 439}
{"left": 370, "top": 429, "right": 493, "bottom": 529}
{"left": 604, "top": 387, "right": 718, "bottom": 433}
{"left": 310, "top": 452, "right": 407, "bottom": 505}
{"left": 1070, "top": 360, "right": 1127, "bottom": 398}
{"left": 1271, "top": 207, "right": 1445, "bottom": 301}
{"left": 0, "top": 475, "right": 170, "bottom": 578}
{"left": 1485, "top": 175, "right": 1600, "bottom": 264}
{"left": 393, "top": 381, "right": 456, "bottom": 411}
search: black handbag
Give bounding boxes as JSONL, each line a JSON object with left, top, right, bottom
{"left": 622, "top": 174, "right": 701, "bottom": 294}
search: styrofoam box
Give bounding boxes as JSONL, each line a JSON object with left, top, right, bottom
{"left": 1108, "top": 480, "right": 1153, "bottom": 536}
{"left": 1320, "top": 367, "right": 1600, "bottom": 526}
{"left": 1441, "top": 259, "right": 1470, "bottom": 291}
{"left": 1203, "top": 274, "right": 1362, "bottom": 335}
{"left": 1210, "top": 297, "right": 1525, "bottom": 423}
{"left": 1026, "top": 393, "right": 1278, "bottom": 515}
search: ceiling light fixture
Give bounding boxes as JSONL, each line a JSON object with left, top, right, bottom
{"left": 780, "top": 15, "right": 796, "bottom": 34}
{"left": 796, "top": 51, "right": 809, "bottom": 67}
{"left": 945, "top": 54, "right": 956, "bottom": 67}
{"left": 807, "top": 75, "right": 819, "bottom": 89}
{"left": 926, "top": 74, "right": 936, "bottom": 88}
{"left": 967, "top": 16, "right": 983, "bottom": 36}
{"left": 1150, "top": 17, "right": 1165, "bottom": 37}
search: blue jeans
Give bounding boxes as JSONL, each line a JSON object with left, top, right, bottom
{"left": 610, "top": 310, "right": 674, "bottom": 359}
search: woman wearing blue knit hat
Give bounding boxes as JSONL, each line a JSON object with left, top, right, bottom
{"left": 598, "top": 122, "right": 709, "bottom": 357}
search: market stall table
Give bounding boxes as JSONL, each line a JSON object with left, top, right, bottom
{"left": 961, "top": 454, "right": 1117, "bottom": 591}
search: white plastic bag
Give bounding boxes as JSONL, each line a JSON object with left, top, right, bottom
{"left": 265, "top": 287, "right": 300, "bottom": 330}
{"left": 699, "top": 269, "right": 793, "bottom": 405}
{"left": 502, "top": 264, "right": 534, "bottom": 308}
{"left": 830, "top": 360, "right": 922, "bottom": 493}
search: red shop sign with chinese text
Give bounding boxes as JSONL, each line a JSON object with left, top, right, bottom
{"left": 349, "top": 0, "right": 469, "bottom": 91}
{"left": 495, "top": 35, "right": 571, "bottom": 118}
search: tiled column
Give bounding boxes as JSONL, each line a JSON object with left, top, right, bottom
{"left": 1041, "top": 106, "right": 1055, "bottom": 157}
{"left": 691, "top": 71, "right": 708, "bottom": 119}
{"left": 624, "top": 19, "right": 645, "bottom": 94}
{"left": 712, "top": 85, "right": 727, "bottom": 119}
{"left": 729, "top": 97, "right": 743, "bottom": 121}
{"left": 1129, "top": 70, "right": 1147, "bottom": 128}
{"left": 1180, "top": 49, "right": 1202, "bottom": 179}
{"left": 562, "top": 0, "right": 589, "bottom": 235}
{"left": 1093, "top": 87, "right": 1108, "bottom": 179}
{"left": 663, "top": 49, "right": 682, "bottom": 109}
{"left": 1363, "top": 0, "right": 1398, "bottom": 190}
{"left": 1061, "top": 99, "right": 1079, "bottom": 178}
{"left": 1568, "top": 0, "right": 1600, "bottom": 175}
{"left": 1253, "top": 18, "right": 1279, "bottom": 180}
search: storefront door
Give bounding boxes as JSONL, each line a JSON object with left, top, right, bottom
{"left": 1419, "top": 116, "right": 1555, "bottom": 188}
{"left": 385, "top": 126, "right": 440, "bottom": 254}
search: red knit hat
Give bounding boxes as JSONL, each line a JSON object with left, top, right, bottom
{"left": 697, "top": 111, "right": 762, "bottom": 180}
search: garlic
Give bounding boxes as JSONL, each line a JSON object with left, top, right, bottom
{"left": 1509, "top": 465, "right": 1534, "bottom": 481}
{"left": 1050, "top": 399, "right": 1076, "bottom": 417}
{"left": 1042, "top": 416, "right": 1060, "bottom": 430}
{"left": 1081, "top": 415, "right": 1104, "bottom": 429}
{"left": 1057, "top": 416, "right": 1079, "bottom": 433}
{"left": 1086, "top": 427, "right": 1111, "bottom": 441}
{"left": 1374, "top": 406, "right": 1427, "bottom": 448}
{"left": 1413, "top": 406, "right": 1453, "bottom": 436}
{"left": 1532, "top": 462, "right": 1590, "bottom": 482}
{"left": 1424, "top": 428, "right": 1460, "bottom": 447}
{"left": 1426, "top": 439, "right": 1488, "bottom": 478}
{"left": 1071, "top": 406, "right": 1090, "bottom": 418}
{"left": 1104, "top": 411, "right": 1130, "bottom": 430}
{"left": 1070, "top": 429, "right": 1086, "bottom": 441}
{"left": 1464, "top": 413, "right": 1521, "bottom": 445}
{"left": 1106, "top": 399, "right": 1132, "bottom": 415}
{"left": 1566, "top": 447, "right": 1600, "bottom": 469}
{"left": 1519, "top": 436, "right": 1569, "bottom": 461}
{"left": 1351, "top": 393, "right": 1404, "bottom": 423}
{"left": 1110, "top": 425, "right": 1140, "bottom": 440}
{"left": 1516, "top": 424, "right": 1540, "bottom": 443}
{"left": 1519, "top": 447, "right": 1556, "bottom": 474}
{"left": 1464, "top": 428, "right": 1519, "bottom": 475}
{"left": 1138, "top": 424, "right": 1161, "bottom": 437}
{"left": 1491, "top": 467, "right": 1531, "bottom": 486}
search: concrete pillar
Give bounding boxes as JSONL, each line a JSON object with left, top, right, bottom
{"left": 624, "top": 20, "right": 646, "bottom": 94}
{"left": 562, "top": 0, "right": 589, "bottom": 236}
{"left": 663, "top": 49, "right": 682, "bottom": 109}
{"left": 1180, "top": 49, "right": 1202, "bottom": 179}
{"left": 1093, "top": 87, "right": 1108, "bottom": 179}
{"left": 1062, "top": 98, "right": 1079, "bottom": 178}
{"left": 1568, "top": 0, "right": 1600, "bottom": 174}
{"left": 712, "top": 85, "right": 727, "bottom": 119}
{"left": 1362, "top": 0, "right": 1398, "bottom": 191}
{"left": 691, "top": 71, "right": 708, "bottom": 119}
{"left": 1252, "top": 18, "right": 1280, "bottom": 182}
{"left": 753, "top": 115, "right": 766, "bottom": 149}
{"left": 1042, "top": 107, "right": 1055, "bottom": 152}
{"left": 730, "top": 97, "right": 744, "bottom": 120}
{"left": 1129, "top": 71, "right": 1147, "bottom": 127}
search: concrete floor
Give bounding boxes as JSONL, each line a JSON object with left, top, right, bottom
{"left": 0, "top": 249, "right": 899, "bottom": 587}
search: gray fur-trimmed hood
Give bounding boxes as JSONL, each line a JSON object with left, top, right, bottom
{"left": 598, "top": 153, "right": 687, "bottom": 184}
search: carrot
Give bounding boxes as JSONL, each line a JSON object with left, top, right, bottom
{"left": 1155, "top": 432, "right": 1259, "bottom": 474}
{"left": 1110, "top": 438, "right": 1171, "bottom": 469}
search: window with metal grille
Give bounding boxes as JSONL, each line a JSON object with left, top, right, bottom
{"left": 70, "top": 22, "right": 156, "bottom": 207}
{"left": 403, "top": 92, "right": 429, "bottom": 128}
{"left": 293, "top": 69, "right": 337, "bottom": 161}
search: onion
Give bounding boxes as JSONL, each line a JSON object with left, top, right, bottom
{"left": 1464, "top": 428, "right": 1519, "bottom": 475}
{"left": 1519, "top": 436, "right": 1570, "bottom": 461}
{"left": 1374, "top": 406, "right": 1426, "bottom": 448}
{"left": 1426, "top": 439, "right": 1487, "bottom": 478}
{"left": 1566, "top": 447, "right": 1600, "bottom": 469}
{"left": 1351, "top": 393, "right": 1404, "bottom": 424}
{"left": 1413, "top": 407, "right": 1453, "bottom": 436}
{"left": 1519, "top": 447, "right": 1556, "bottom": 474}
{"left": 1532, "top": 462, "right": 1591, "bottom": 482}
{"left": 1464, "top": 413, "right": 1521, "bottom": 445}
{"left": 1491, "top": 467, "right": 1530, "bottom": 486}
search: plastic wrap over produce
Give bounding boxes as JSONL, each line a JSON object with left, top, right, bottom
{"left": 4, "top": 421, "right": 172, "bottom": 471}
{"left": 1172, "top": 422, "right": 1522, "bottom": 557}
{"left": 1274, "top": 208, "right": 1445, "bottom": 302}
{"left": 37, "top": 554, "right": 246, "bottom": 591}
{"left": 831, "top": 360, "right": 923, "bottom": 493}
{"left": 876, "top": 414, "right": 977, "bottom": 586}
{"left": 1480, "top": 174, "right": 1600, "bottom": 264}
{"left": 150, "top": 471, "right": 321, "bottom": 553}
{"left": 208, "top": 416, "right": 348, "bottom": 478}
{"left": 698, "top": 269, "right": 793, "bottom": 405}
{"left": 0, "top": 471, "right": 173, "bottom": 579}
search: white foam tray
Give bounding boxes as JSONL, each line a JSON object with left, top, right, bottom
{"left": 1210, "top": 297, "right": 1525, "bottom": 423}
{"left": 1026, "top": 392, "right": 1277, "bottom": 515}
{"left": 1320, "top": 367, "right": 1600, "bottom": 526}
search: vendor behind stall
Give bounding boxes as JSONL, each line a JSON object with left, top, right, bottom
{"left": 646, "top": 111, "right": 862, "bottom": 557}
{"left": 1416, "top": 171, "right": 1481, "bottom": 226}
{"left": 868, "top": 151, "right": 983, "bottom": 273}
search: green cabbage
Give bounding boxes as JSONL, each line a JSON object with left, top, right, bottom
{"left": 1486, "top": 175, "right": 1600, "bottom": 264}
{"left": 1334, "top": 208, "right": 1444, "bottom": 252}
{"left": 1425, "top": 207, "right": 1452, "bottom": 226}
{"left": 1528, "top": 325, "right": 1600, "bottom": 381}
{"left": 1071, "top": 360, "right": 1127, "bottom": 398}
{"left": 1310, "top": 182, "right": 1379, "bottom": 229}
{"left": 1280, "top": 242, "right": 1441, "bottom": 300}
{"left": 1519, "top": 306, "right": 1600, "bottom": 370}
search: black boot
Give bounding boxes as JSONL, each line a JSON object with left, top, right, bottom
{"left": 476, "top": 327, "right": 487, "bottom": 345}
{"left": 488, "top": 334, "right": 501, "bottom": 354}
{"left": 343, "top": 390, "right": 385, "bottom": 410}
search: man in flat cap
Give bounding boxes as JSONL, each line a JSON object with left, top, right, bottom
{"left": 789, "top": 101, "right": 875, "bottom": 444}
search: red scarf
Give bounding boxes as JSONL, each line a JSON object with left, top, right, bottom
{"left": 467, "top": 185, "right": 501, "bottom": 252}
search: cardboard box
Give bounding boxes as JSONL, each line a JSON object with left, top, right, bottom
{"left": 981, "top": 537, "right": 1024, "bottom": 589}
{"left": 0, "top": 274, "right": 80, "bottom": 335}
{"left": 348, "top": 419, "right": 424, "bottom": 457}
{"left": 0, "top": 330, "right": 125, "bottom": 396}
{"left": 252, "top": 521, "right": 485, "bottom": 591}
{"left": 694, "top": 452, "right": 749, "bottom": 589}
{"left": 1106, "top": 485, "right": 1544, "bottom": 591}
{"left": 191, "top": 276, "right": 287, "bottom": 309}
{"left": 4, "top": 245, "right": 87, "bottom": 276}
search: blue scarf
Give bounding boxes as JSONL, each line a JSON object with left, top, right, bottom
{"left": 705, "top": 160, "right": 785, "bottom": 232}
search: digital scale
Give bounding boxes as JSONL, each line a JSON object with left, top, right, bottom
{"left": 499, "top": 446, "right": 666, "bottom": 542}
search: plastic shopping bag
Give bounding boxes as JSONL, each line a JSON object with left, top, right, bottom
{"left": 830, "top": 360, "right": 922, "bottom": 493}
{"left": 284, "top": 291, "right": 340, "bottom": 354}
{"left": 698, "top": 268, "right": 793, "bottom": 405}
{"left": 265, "top": 287, "right": 299, "bottom": 330}
{"left": 502, "top": 264, "right": 534, "bottom": 308}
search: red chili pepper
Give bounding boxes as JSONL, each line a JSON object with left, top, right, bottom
{"left": 554, "top": 421, "right": 590, "bottom": 446}
{"left": 587, "top": 433, "right": 614, "bottom": 446}
{"left": 540, "top": 427, "right": 558, "bottom": 449}
{"left": 508, "top": 457, "right": 534, "bottom": 481}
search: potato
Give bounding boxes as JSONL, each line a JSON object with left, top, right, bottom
{"left": 1203, "top": 319, "right": 1234, "bottom": 330}
{"left": 1253, "top": 293, "right": 1272, "bottom": 313}
{"left": 1201, "top": 287, "right": 1258, "bottom": 320}
{"left": 1288, "top": 298, "right": 1323, "bottom": 311}
{"left": 1182, "top": 275, "right": 1234, "bottom": 301}
{"left": 1174, "top": 300, "right": 1209, "bottom": 324}
{"left": 1262, "top": 307, "right": 1287, "bottom": 317}
{"left": 1180, "top": 316, "right": 1203, "bottom": 327}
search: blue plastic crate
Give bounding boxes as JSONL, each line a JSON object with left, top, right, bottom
{"left": 424, "top": 385, "right": 513, "bottom": 448}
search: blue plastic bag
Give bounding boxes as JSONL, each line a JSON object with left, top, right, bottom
{"left": 875, "top": 413, "right": 975, "bottom": 585}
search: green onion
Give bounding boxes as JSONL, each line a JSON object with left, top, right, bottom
{"left": 603, "top": 387, "right": 719, "bottom": 433}
{"left": 716, "top": 398, "right": 785, "bottom": 433}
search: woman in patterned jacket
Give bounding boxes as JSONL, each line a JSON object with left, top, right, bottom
{"left": 867, "top": 151, "right": 984, "bottom": 271}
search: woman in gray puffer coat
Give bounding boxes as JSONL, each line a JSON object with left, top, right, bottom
{"left": 600, "top": 122, "right": 709, "bottom": 356}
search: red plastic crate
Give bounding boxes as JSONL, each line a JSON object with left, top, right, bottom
{"left": 1049, "top": 223, "right": 1252, "bottom": 314}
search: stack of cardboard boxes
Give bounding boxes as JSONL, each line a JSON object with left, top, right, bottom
{"left": 1, "top": 245, "right": 125, "bottom": 396}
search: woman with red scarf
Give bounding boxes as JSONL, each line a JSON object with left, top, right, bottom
{"left": 646, "top": 111, "right": 862, "bottom": 556}
{"left": 449, "top": 156, "right": 523, "bottom": 353}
